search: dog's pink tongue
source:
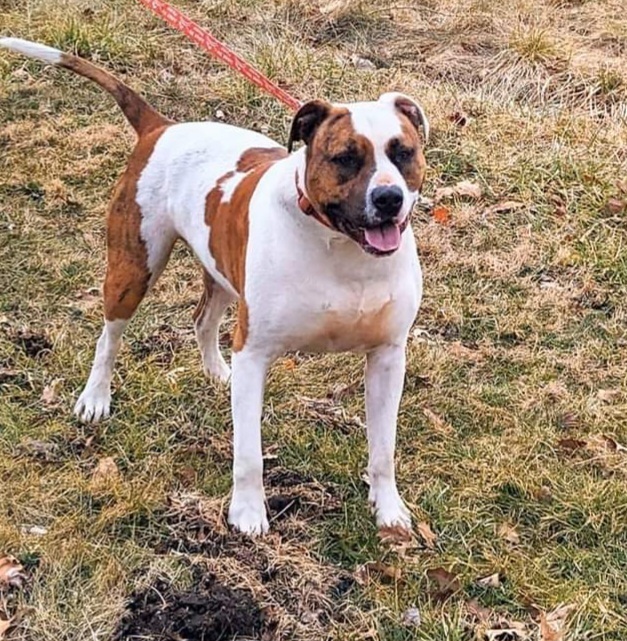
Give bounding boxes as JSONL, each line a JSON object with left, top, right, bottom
{"left": 364, "top": 223, "right": 401, "bottom": 252}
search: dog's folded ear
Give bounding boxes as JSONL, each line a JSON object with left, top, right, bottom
{"left": 287, "top": 99, "right": 332, "bottom": 152}
{"left": 379, "top": 92, "right": 429, "bottom": 144}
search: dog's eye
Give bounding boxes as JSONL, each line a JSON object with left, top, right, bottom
{"left": 331, "top": 151, "right": 362, "bottom": 172}
{"left": 393, "top": 146, "right": 415, "bottom": 164}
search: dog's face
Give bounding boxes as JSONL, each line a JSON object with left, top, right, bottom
{"left": 288, "top": 93, "right": 428, "bottom": 256}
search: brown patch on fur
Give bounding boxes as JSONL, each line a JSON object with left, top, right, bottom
{"left": 205, "top": 149, "right": 286, "bottom": 350}
{"left": 193, "top": 270, "right": 216, "bottom": 324}
{"left": 233, "top": 301, "right": 249, "bottom": 352}
{"left": 387, "top": 118, "right": 427, "bottom": 192}
{"left": 304, "top": 109, "right": 375, "bottom": 222}
{"left": 103, "top": 125, "right": 170, "bottom": 320}
{"left": 236, "top": 147, "right": 287, "bottom": 172}
{"left": 60, "top": 54, "right": 170, "bottom": 136}
{"left": 304, "top": 300, "right": 394, "bottom": 352}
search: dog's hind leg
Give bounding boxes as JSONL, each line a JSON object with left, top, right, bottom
{"left": 193, "top": 270, "right": 234, "bottom": 382}
{"left": 74, "top": 157, "right": 176, "bottom": 422}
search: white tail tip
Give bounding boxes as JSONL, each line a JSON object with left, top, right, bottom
{"left": 0, "top": 37, "right": 62, "bottom": 65}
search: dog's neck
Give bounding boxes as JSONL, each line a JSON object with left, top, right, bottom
{"left": 272, "top": 149, "right": 350, "bottom": 250}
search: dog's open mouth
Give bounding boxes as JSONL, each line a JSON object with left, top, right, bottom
{"left": 327, "top": 206, "right": 410, "bottom": 257}
{"left": 362, "top": 222, "right": 402, "bottom": 254}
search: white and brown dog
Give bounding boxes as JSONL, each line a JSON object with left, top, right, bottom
{"left": 1, "top": 38, "right": 429, "bottom": 537}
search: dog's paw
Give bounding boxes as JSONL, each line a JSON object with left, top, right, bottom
{"left": 74, "top": 386, "right": 111, "bottom": 423}
{"left": 370, "top": 487, "right": 412, "bottom": 533}
{"left": 228, "top": 492, "right": 269, "bottom": 536}
{"left": 203, "top": 356, "right": 231, "bottom": 383}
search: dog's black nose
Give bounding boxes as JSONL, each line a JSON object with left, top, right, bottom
{"left": 371, "top": 185, "right": 403, "bottom": 218}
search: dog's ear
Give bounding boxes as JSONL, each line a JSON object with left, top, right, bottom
{"left": 379, "top": 92, "right": 429, "bottom": 144}
{"left": 287, "top": 100, "right": 332, "bottom": 152}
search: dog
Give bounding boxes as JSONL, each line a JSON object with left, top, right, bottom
{"left": 0, "top": 38, "right": 429, "bottom": 537}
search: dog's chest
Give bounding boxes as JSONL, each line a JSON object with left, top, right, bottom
{"left": 295, "top": 288, "right": 398, "bottom": 353}
{"left": 254, "top": 255, "right": 420, "bottom": 354}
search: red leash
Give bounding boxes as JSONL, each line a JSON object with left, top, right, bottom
{"left": 136, "top": 0, "right": 302, "bottom": 112}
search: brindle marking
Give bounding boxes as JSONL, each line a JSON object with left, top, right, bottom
{"left": 385, "top": 117, "right": 427, "bottom": 193}
{"left": 303, "top": 109, "right": 376, "bottom": 227}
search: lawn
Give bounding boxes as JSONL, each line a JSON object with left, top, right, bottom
{"left": 1, "top": 0, "right": 626, "bottom": 639}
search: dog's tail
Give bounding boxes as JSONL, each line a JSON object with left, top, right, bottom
{"left": 0, "top": 38, "right": 171, "bottom": 136}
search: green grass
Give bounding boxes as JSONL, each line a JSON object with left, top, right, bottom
{"left": 1, "top": 0, "right": 627, "bottom": 639}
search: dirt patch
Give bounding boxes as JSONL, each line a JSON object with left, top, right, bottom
{"left": 10, "top": 329, "right": 52, "bottom": 358}
{"left": 266, "top": 466, "right": 342, "bottom": 523}
{"left": 129, "top": 325, "right": 188, "bottom": 365}
{"left": 149, "top": 490, "right": 364, "bottom": 640}
{"left": 113, "top": 570, "right": 267, "bottom": 641}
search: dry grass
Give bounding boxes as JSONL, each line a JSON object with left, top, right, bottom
{"left": 1, "top": 0, "right": 627, "bottom": 639}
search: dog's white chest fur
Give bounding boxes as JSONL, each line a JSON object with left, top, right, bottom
{"left": 245, "top": 185, "right": 423, "bottom": 354}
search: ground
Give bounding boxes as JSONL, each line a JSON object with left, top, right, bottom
{"left": 1, "top": 0, "right": 626, "bottom": 639}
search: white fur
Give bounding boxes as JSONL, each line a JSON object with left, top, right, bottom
{"left": 0, "top": 38, "right": 62, "bottom": 65}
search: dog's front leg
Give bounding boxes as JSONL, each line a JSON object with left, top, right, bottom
{"left": 228, "top": 348, "right": 271, "bottom": 535}
{"left": 365, "top": 342, "right": 412, "bottom": 534}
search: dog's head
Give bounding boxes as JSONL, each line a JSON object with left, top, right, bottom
{"left": 288, "top": 92, "right": 428, "bottom": 256}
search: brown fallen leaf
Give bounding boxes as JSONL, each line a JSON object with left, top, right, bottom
{"left": 433, "top": 204, "right": 451, "bottom": 224}
{"left": 486, "top": 200, "right": 524, "bottom": 214}
{"left": 540, "top": 615, "right": 561, "bottom": 641}
{"left": 19, "top": 439, "right": 60, "bottom": 462}
{"left": 426, "top": 567, "right": 461, "bottom": 601}
{"left": 423, "top": 408, "right": 454, "bottom": 435}
{"left": 497, "top": 523, "right": 520, "bottom": 545}
{"left": 557, "top": 438, "right": 587, "bottom": 453}
{"left": 434, "top": 186, "right": 455, "bottom": 202}
{"left": 41, "top": 378, "right": 63, "bottom": 405}
{"left": 539, "top": 603, "right": 576, "bottom": 641}
{"left": 90, "top": 457, "right": 119, "bottom": 489}
{"left": 297, "top": 395, "right": 365, "bottom": 432}
{"left": 435, "top": 181, "right": 483, "bottom": 201}
{"left": 477, "top": 573, "right": 501, "bottom": 588}
{"left": 417, "top": 521, "right": 437, "bottom": 549}
{"left": 546, "top": 603, "right": 576, "bottom": 624}
{"left": 606, "top": 197, "right": 626, "bottom": 214}
{"left": 355, "top": 561, "right": 402, "bottom": 584}
{"left": 378, "top": 525, "right": 413, "bottom": 546}
{"left": 535, "top": 485, "right": 553, "bottom": 502}
{"left": 596, "top": 388, "right": 620, "bottom": 403}
{"left": 549, "top": 192, "right": 567, "bottom": 215}
{"left": 454, "top": 180, "right": 482, "bottom": 199}
{"left": 0, "top": 556, "right": 26, "bottom": 588}
{"left": 466, "top": 598, "right": 492, "bottom": 623}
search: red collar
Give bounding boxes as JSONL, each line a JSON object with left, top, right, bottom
{"left": 295, "top": 172, "right": 334, "bottom": 230}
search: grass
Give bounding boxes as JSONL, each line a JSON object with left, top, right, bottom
{"left": 1, "top": 0, "right": 627, "bottom": 639}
